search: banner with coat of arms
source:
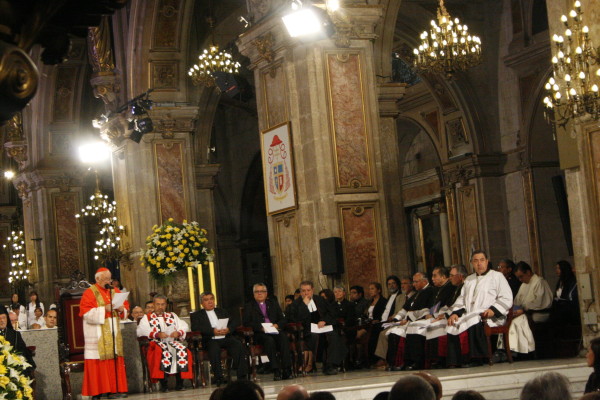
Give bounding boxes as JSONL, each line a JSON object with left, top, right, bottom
{"left": 260, "top": 122, "right": 297, "bottom": 215}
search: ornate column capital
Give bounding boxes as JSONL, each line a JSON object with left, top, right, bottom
{"left": 150, "top": 106, "right": 199, "bottom": 139}
{"left": 195, "top": 164, "right": 221, "bottom": 190}
{"left": 4, "top": 112, "right": 29, "bottom": 170}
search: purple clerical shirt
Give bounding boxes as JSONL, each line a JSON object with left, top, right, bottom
{"left": 258, "top": 302, "right": 271, "bottom": 323}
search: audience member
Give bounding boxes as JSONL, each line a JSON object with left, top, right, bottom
{"left": 446, "top": 250, "right": 512, "bottom": 367}
{"left": 372, "top": 392, "right": 389, "bottom": 400}
{"left": 44, "top": 309, "right": 58, "bottom": 329}
{"left": 451, "top": 391, "right": 486, "bottom": 400}
{"left": 243, "top": 283, "right": 292, "bottom": 381}
{"left": 26, "top": 291, "right": 44, "bottom": 326}
{"left": 0, "top": 307, "right": 35, "bottom": 376}
{"left": 29, "top": 306, "right": 46, "bottom": 329}
{"left": 131, "top": 306, "right": 144, "bottom": 324}
{"left": 289, "top": 280, "right": 347, "bottom": 375}
{"left": 413, "top": 372, "right": 442, "bottom": 400}
{"left": 319, "top": 289, "right": 335, "bottom": 304}
{"left": 144, "top": 300, "right": 154, "bottom": 315}
{"left": 191, "top": 292, "right": 248, "bottom": 385}
{"left": 294, "top": 289, "right": 301, "bottom": 300}
{"left": 500, "top": 261, "right": 552, "bottom": 356}
{"left": 386, "top": 272, "right": 436, "bottom": 370}
{"left": 10, "top": 304, "right": 27, "bottom": 330}
{"left": 222, "top": 380, "right": 265, "bottom": 400}
{"left": 309, "top": 392, "right": 336, "bottom": 400}
{"left": 209, "top": 387, "right": 225, "bottom": 400}
{"left": 551, "top": 260, "right": 579, "bottom": 325}
{"left": 382, "top": 276, "right": 403, "bottom": 322}
{"left": 497, "top": 259, "right": 521, "bottom": 297}
{"left": 137, "top": 294, "right": 192, "bottom": 392}
{"left": 277, "top": 384, "right": 309, "bottom": 400}
{"left": 285, "top": 295, "right": 295, "bottom": 316}
{"left": 585, "top": 337, "right": 600, "bottom": 393}
{"left": 332, "top": 286, "right": 357, "bottom": 327}
{"left": 520, "top": 372, "right": 572, "bottom": 400}
{"left": 350, "top": 285, "right": 369, "bottom": 319}
{"left": 389, "top": 375, "right": 435, "bottom": 400}
{"left": 6, "top": 293, "right": 25, "bottom": 314}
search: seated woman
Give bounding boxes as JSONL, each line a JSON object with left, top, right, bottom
{"left": 356, "top": 282, "right": 387, "bottom": 365}
{"left": 550, "top": 260, "right": 579, "bottom": 325}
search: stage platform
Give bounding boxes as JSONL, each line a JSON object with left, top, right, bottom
{"left": 118, "top": 357, "right": 589, "bottom": 400}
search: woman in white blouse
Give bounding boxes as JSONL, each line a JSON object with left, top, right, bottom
{"left": 26, "top": 291, "right": 44, "bottom": 327}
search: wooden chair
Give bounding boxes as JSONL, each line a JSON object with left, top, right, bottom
{"left": 285, "top": 322, "right": 310, "bottom": 375}
{"left": 236, "top": 326, "right": 264, "bottom": 381}
{"left": 137, "top": 337, "right": 155, "bottom": 393}
{"left": 484, "top": 309, "right": 514, "bottom": 365}
{"left": 59, "top": 361, "right": 84, "bottom": 400}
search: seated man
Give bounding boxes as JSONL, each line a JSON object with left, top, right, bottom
{"left": 497, "top": 259, "right": 521, "bottom": 298}
{"left": 446, "top": 250, "right": 513, "bottom": 367}
{"left": 349, "top": 285, "right": 369, "bottom": 319}
{"left": 44, "top": 309, "right": 58, "bottom": 329}
{"left": 10, "top": 304, "right": 27, "bottom": 330}
{"left": 137, "top": 294, "right": 193, "bottom": 392}
{"left": 386, "top": 272, "right": 436, "bottom": 370}
{"left": 0, "top": 307, "right": 35, "bottom": 376}
{"left": 243, "top": 283, "right": 292, "bottom": 380}
{"left": 144, "top": 300, "right": 154, "bottom": 315}
{"left": 191, "top": 292, "right": 248, "bottom": 386}
{"left": 504, "top": 261, "right": 553, "bottom": 355}
{"left": 289, "top": 280, "right": 347, "bottom": 375}
{"left": 403, "top": 266, "right": 456, "bottom": 370}
{"left": 131, "top": 306, "right": 144, "bottom": 324}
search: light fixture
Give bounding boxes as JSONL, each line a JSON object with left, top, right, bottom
{"left": 543, "top": 1, "right": 600, "bottom": 129}
{"left": 78, "top": 141, "right": 111, "bottom": 164}
{"left": 4, "top": 230, "right": 32, "bottom": 285}
{"left": 4, "top": 170, "right": 15, "bottom": 179}
{"left": 412, "top": 0, "right": 482, "bottom": 79}
{"left": 282, "top": 0, "right": 334, "bottom": 40}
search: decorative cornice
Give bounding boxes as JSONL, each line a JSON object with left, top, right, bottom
{"left": 377, "top": 82, "right": 407, "bottom": 118}
{"left": 442, "top": 153, "right": 507, "bottom": 187}
{"left": 195, "top": 164, "right": 221, "bottom": 190}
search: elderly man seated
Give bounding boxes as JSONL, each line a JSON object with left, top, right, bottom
{"left": 137, "top": 294, "right": 193, "bottom": 392}
{"left": 497, "top": 261, "right": 553, "bottom": 358}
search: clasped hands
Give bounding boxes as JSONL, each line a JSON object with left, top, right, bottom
{"left": 213, "top": 328, "right": 230, "bottom": 336}
{"left": 156, "top": 331, "right": 181, "bottom": 339}
{"left": 104, "top": 304, "right": 124, "bottom": 313}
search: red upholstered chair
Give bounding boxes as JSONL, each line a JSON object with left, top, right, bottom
{"left": 484, "top": 309, "right": 514, "bottom": 365}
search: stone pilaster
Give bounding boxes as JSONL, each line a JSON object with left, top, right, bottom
{"left": 99, "top": 105, "right": 199, "bottom": 308}
{"left": 238, "top": 4, "right": 398, "bottom": 299}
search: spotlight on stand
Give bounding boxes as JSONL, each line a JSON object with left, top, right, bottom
{"left": 128, "top": 96, "right": 154, "bottom": 143}
{"left": 282, "top": 0, "right": 334, "bottom": 40}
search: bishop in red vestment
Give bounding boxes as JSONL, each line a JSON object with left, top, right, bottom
{"left": 80, "top": 268, "right": 130, "bottom": 399}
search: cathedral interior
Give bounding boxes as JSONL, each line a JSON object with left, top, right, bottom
{"left": 0, "top": 0, "right": 599, "bottom": 346}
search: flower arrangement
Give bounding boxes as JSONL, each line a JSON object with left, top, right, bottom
{"left": 141, "top": 219, "right": 213, "bottom": 284}
{"left": 0, "top": 335, "right": 33, "bottom": 400}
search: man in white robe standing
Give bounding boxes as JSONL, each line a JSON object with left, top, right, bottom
{"left": 446, "top": 250, "right": 513, "bottom": 367}
{"left": 507, "top": 261, "right": 553, "bottom": 354}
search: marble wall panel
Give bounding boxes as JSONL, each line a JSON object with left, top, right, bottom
{"left": 52, "top": 193, "right": 82, "bottom": 275}
{"left": 261, "top": 63, "right": 288, "bottom": 128}
{"left": 52, "top": 66, "right": 77, "bottom": 122}
{"left": 423, "top": 110, "right": 440, "bottom": 141}
{"left": 152, "top": 0, "right": 182, "bottom": 50}
{"left": 325, "top": 52, "right": 374, "bottom": 192}
{"left": 458, "top": 185, "right": 480, "bottom": 264}
{"left": 155, "top": 141, "right": 187, "bottom": 223}
{"left": 339, "top": 203, "right": 380, "bottom": 288}
{"left": 273, "top": 212, "right": 302, "bottom": 300}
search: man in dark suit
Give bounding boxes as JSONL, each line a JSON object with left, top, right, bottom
{"left": 289, "top": 280, "right": 347, "bottom": 375}
{"left": 190, "top": 292, "right": 248, "bottom": 385}
{"left": 242, "top": 283, "right": 292, "bottom": 380}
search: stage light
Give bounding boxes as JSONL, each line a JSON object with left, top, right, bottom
{"left": 136, "top": 118, "right": 154, "bottom": 134}
{"left": 4, "top": 170, "right": 15, "bottom": 179}
{"left": 78, "top": 141, "right": 111, "bottom": 164}
{"left": 282, "top": 7, "right": 323, "bottom": 38}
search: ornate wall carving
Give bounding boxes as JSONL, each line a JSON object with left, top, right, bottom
{"left": 52, "top": 66, "right": 78, "bottom": 122}
{"left": 52, "top": 192, "right": 82, "bottom": 276}
{"left": 260, "top": 62, "right": 288, "bottom": 128}
{"left": 325, "top": 51, "right": 374, "bottom": 192}
{"left": 155, "top": 140, "right": 187, "bottom": 223}
{"left": 273, "top": 211, "right": 302, "bottom": 300}
{"left": 339, "top": 203, "right": 380, "bottom": 288}
{"left": 150, "top": 61, "right": 178, "bottom": 91}
{"left": 152, "top": 0, "right": 182, "bottom": 50}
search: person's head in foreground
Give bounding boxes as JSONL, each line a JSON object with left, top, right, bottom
{"left": 277, "top": 384, "right": 309, "bottom": 400}
{"left": 389, "top": 375, "right": 436, "bottom": 400}
{"left": 520, "top": 372, "right": 572, "bottom": 400}
{"left": 451, "top": 391, "right": 487, "bottom": 400}
{"left": 221, "top": 380, "right": 264, "bottom": 400}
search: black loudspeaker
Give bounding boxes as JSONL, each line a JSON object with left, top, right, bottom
{"left": 551, "top": 175, "right": 574, "bottom": 256}
{"left": 212, "top": 71, "right": 240, "bottom": 97}
{"left": 320, "top": 237, "right": 344, "bottom": 275}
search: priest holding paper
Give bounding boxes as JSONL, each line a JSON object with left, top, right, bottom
{"left": 191, "top": 292, "right": 248, "bottom": 386}
{"left": 80, "top": 267, "right": 130, "bottom": 400}
{"left": 289, "top": 280, "right": 347, "bottom": 375}
{"left": 137, "top": 294, "right": 193, "bottom": 392}
{"left": 243, "top": 283, "right": 292, "bottom": 380}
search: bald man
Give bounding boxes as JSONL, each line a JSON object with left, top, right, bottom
{"left": 277, "top": 384, "right": 309, "bottom": 400}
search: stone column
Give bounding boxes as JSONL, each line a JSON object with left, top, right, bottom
{"left": 439, "top": 204, "right": 451, "bottom": 267}
{"left": 238, "top": 4, "right": 399, "bottom": 299}
{"left": 100, "top": 106, "right": 199, "bottom": 308}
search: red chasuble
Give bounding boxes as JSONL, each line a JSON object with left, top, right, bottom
{"left": 79, "top": 284, "right": 129, "bottom": 396}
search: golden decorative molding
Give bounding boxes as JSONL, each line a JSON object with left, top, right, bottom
{"left": 4, "top": 142, "right": 27, "bottom": 169}
{"left": 87, "top": 17, "right": 115, "bottom": 73}
{"left": 6, "top": 112, "right": 24, "bottom": 140}
{"left": 253, "top": 32, "right": 274, "bottom": 63}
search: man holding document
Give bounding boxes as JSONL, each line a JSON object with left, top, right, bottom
{"left": 243, "top": 283, "right": 292, "bottom": 380}
{"left": 79, "top": 267, "right": 130, "bottom": 399}
{"left": 137, "top": 294, "right": 193, "bottom": 392}
{"left": 289, "top": 280, "right": 347, "bottom": 375}
{"left": 191, "top": 292, "right": 248, "bottom": 385}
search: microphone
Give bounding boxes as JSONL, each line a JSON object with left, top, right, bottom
{"left": 104, "top": 284, "right": 112, "bottom": 289}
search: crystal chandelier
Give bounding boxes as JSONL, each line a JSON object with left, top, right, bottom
{"left": 188, "top": 44, "right": 241, "bottom": 87}
{"left": 75, "top": 178, "right": 125, "bottom": 262}
{"left": 542, "top": 1, "right": 600, "bottom": 128}
{"left": 413, "top": 0, "right": 482, "bottom": 79}
{"left": 4, "top": 230, "right": 31, "bottom": 284}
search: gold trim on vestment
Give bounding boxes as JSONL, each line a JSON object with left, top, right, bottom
{"left": 90, "top": 285, "right": 124, "bottom": 360}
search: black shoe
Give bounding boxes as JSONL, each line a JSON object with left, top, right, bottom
{"left": 108, "top": 394, "right": 128, "bottom": 399}
{"left": 461, "top": 361, "right": 483, "bottom": 368}
{"left": 176, "top": 386, "right": 186, "bottom": 391}
{"left": 390, "top": 365, "right": 403, "bottom": 372}
{"left": 402, "top": 364, "right": 416, "bottom": 371}
{"left": 214, "top": 376, "right": 227, "bottom": 387}
{"left": 274, "top": 369, "right": 282, "bottom": 381}
{"left": 160, "top": 387, "right": 169, "bottom": 393}
{"left": 324, "top": 366, "right": 339, "bottom": 375}
{"left": 91, "top": 395, "right": 105, "bottom": 400}
{"left": 282, "top": 369, "right": 293, "bottom": 380}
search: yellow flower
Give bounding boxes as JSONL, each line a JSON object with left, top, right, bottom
{"left": 0, "top": 375, "right": 9, "bottom": 387}
{"left": 169, "top": 252, "right": 174, "bottom": 257}
{"left": 183, "top": 248, "right": 190, "bottom": 254}
{"left": 181, "top": 239, "right": 187, "bottom": 244}
{"left": 194, "top": 242, "right": 200, "bottom": 247}
{"left": 166, "top": 246, "right": 173, "bottom": 251}
{"left": 0, "top": 364, "right": 6, "bottom": 375}
{"left": 158, "top": 268, "right": 165, "bottom": 274}
{"left": 16, "top": 390, "right": 22, "bottom": 399}
{"left": 20, "top": 376, "right": 27, "bottom": 386}
{"left": 166, "top": 233, "right": 172, "bottom": 239}
{"left": 168, "top": 218, "right": 174, "bottom": 222}
{"left": 160, "top": 242, "right": 167, "bottom": 247}
{"left": 174, "top": 227, "right": 180, "bottom": 232}
{"left": 178, "top": 245, "right": 184, "bottom": 250}
{"left": 192, "top": 250, "right": 199, "bottom": 256}
{"left": 146, "top": 267, "right": 151, "bottom": 272}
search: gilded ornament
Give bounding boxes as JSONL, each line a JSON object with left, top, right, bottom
{"left": 253, "top": 32, "right": 275, "bottom": 63}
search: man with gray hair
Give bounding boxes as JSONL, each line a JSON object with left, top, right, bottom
{"left": 137, "top": 294, "right": 192, "bottom": 392}
{"left": 520, "top": 372, "right": 572, "bottom": 400}
{"left": 389, "top": 375, "right": 436, "bottom": 400}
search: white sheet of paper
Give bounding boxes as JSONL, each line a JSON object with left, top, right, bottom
{"left": 310, "top": 323, "right": 333, "bottom": 333}
{"left": 214, "top": 318, "right": 229, "bottom": 339}
{"left": 382, "top": 321, "right": 401, "bottom": 329}
{"left": 261, "top": 323, "right": 279, "bottom": 334}
{"left": 112, "top": 291, "right": 129, "bottom": 308}
{"left": 260, "top": 355, "right": 270, "bottom": 363}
